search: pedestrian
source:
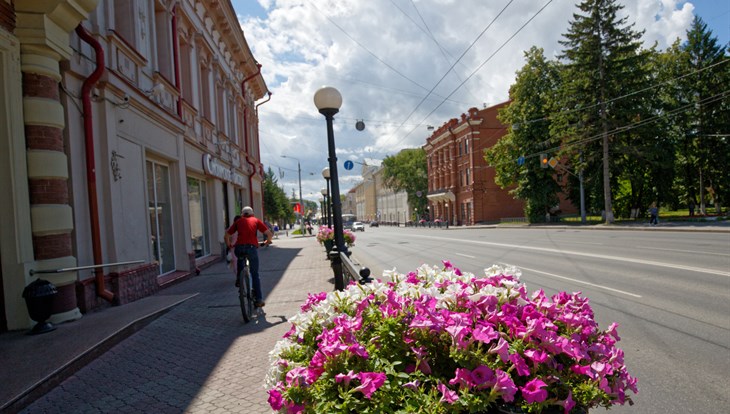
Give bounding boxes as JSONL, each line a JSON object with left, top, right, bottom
{"left": 273, "top": 223, "right": 279, "bottom": 239}
{"left": 649, "top": 204, "right": 659, "bottom": 226}
{"left": 226, "top": 215, "right": 241, "bottom": 272}
{"left": 688, "top": 199, "right": 695, "bottom": 217}
{"left": 224, "top": 206, "right": 273, "bottom": 308}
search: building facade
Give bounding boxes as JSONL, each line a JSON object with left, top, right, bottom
{"left": 425, "top": 103, "right": 524, "bottom": 225}
{"left": 352, "top": 163, "right": 411, "bottom": 224}
{"left": 0, "top": 0, "right": 268, "bottom": 332}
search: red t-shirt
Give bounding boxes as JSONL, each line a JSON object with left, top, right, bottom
{"left": 227, "top": 216, "right": 268, "bottom": 246}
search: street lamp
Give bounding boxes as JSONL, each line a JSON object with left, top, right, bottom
{"left": 281, "top": 155, "right": 304, "bottom": 235}
{"left": 314, "top": 86, "right": 346, "bottom": 290}
{"left": 322, "top": 167, "right": 331, "bottom": 228}
{"left": 320, "top": 187, "right": 329, "bottom": 228}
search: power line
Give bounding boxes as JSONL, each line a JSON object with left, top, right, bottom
{"left": 391, "top": 0, "right": 554, "bottom": 150}
{"left": 386, "top": 0, "right": 517, "bottom": 141}
{"left": 305, "top": 0, "right": 435, "bottom": 95}
{"left": 510, "top": 59, "right": 730, "bottom": 129}
{"left": 488, "top": 88, "right": 730, "bottom": 169}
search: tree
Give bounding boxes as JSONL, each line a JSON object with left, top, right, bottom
{"left": 381, "top": 148, "right": 428, "bottom": 217}
{"left": 558, "top": 0, "right": 651, "bottom": 223}
{"left": 675, "top": 17, "right": 729, "bottom": 214}
{"left": 485, "top": 47, "right": 564, "bottom": 223}
{"left": 263, "top": 167, "right": 293, "bottom": 225}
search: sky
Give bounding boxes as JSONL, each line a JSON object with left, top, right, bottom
{"left": 231, "top": 0, "right": 730, "bottom": 203}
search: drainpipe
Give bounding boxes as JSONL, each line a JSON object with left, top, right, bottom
{"left": 171, "top": 4, "right": 182, "bottom": 117}
{"left": 75, "top": 24, "right": 114, "bottom": 302}
{"left": 240, "top": 63, "right": 262, "bottom": 209}
{"left": 254, "top": 92, "right": 271, "bottom": 217}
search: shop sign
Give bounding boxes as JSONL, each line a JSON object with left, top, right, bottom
{"left": 203, "top": 154, "right": 246, "bottom": 186}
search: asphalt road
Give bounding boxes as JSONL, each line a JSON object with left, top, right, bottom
{"left": 350, "top": 225, "right": 730, "bottom": 414}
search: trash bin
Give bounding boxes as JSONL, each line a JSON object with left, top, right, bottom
{"left": 22, "top": 279, "right": 58, "bottom": 335}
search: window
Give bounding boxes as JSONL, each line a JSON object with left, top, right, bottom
{"left": 179, "top": 40, "right": 193, "bottom": 103}
{"left": 465, "top": 139, "right": 469, "bottom": 154}
{"left": 147, "top": 160, "right": 175, "bottom": 274}
{"left": 466, "top": 167, "right": 471, "bottom": 185}
{"left": 187, "top": 177, "right": 210, "bottom": 258}
{"left": 113, "top": 0, "right": 136, "bottom": 46}
{"left": 199, "top": 62, "right": 211, "bottom": 119}
{"left": 154, "top": 2, "right": 173, "bottom": 81}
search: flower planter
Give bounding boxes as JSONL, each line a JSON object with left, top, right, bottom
{"left": 323, "top": 239, "right": 333, "bottom": 253}
{"left": 266, "top": 261, "right": 636, "bottom": 413}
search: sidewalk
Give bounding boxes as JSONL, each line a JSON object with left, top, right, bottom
{"left": 0, "top": 236, "right": 333, "bottom": 413}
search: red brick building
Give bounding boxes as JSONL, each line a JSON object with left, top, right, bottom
{"left": 425, "top": 102, "right": 525, "bottom": 225}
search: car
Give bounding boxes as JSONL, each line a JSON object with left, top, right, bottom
{"left": 351, "top": 222, "right": 365, "bottom": 231}
{"left": 369, "top": 221, "right": 379, "bottom": 227}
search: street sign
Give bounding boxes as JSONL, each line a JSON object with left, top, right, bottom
{"left": 416, "top": 191, "right": 422, "bottom": 197}
{"left": 344, "top": 160, "right": 354, "bottom": 170}
{"left": 517, "top": 156, "right": 525, "bottom": 166}
{"left": 548, "top": 157, "right": 558, "bottom": 169}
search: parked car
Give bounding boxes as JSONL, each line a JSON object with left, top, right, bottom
{"left": 369, "top": 221, "right": 379, "bottom": 227}
{"left": 351, "top": 222, "right": 365, "bottom": 231}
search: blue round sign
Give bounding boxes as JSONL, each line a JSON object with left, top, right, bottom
{"left": 344, "top": 160, "right": 354, "bottom": 170}
{"left": 517, "top": 156, "right": 525, "bottom": 166}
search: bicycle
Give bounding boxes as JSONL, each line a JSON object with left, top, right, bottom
{"left": 236, "top": 242, "right": 268, "bottom": 323}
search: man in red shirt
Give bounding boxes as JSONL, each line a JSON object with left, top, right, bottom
{"left": 225, "top": 206, "right": 273, "bottom": 307}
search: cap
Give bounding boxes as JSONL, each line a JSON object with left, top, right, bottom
{"left": 242, "top": 206, "right": 254, "bottom": 216}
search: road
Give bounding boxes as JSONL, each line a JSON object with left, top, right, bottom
{"left": 350, "top": 225, "right": 730, "bottom": 414}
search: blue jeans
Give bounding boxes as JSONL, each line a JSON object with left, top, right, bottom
{"left": 235, "top": 244, "right": 262, "bottom": 302}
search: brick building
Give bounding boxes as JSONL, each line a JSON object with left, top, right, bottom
{"left": 425, "top": 102, "right": 525, "bottom": 225}
{"left": 0, "top": 0, "right": 268, "bottom": 332}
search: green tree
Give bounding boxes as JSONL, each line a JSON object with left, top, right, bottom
{"left": 485, "top": 47, "right": 563, "bottom": 223}
{"left": 675, "top": 17, "right": 729, "bottom": 214}
{"left": 263, "top": 167, "right": 293, "bottom": 225}
{"left": 381, "top": 148, "right": 428, "bottom": 217}
{"left": 557, "top": 0, "right": 651, "bottom": 222}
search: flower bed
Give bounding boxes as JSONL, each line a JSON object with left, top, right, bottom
{"left": 266, "top": 261, "right": 637, "bottom": 413}
{"left": 316, "top": 227, "right": 356, "bottom": 247}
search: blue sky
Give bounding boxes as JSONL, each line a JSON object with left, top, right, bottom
{"left": 232, "top": 0, "right": 729, "bottom": 201}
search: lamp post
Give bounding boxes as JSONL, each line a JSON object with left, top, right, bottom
{"left": 320, "top": 187, "right": 329, "bottom": 228}
{"left": 322, "top": 167, "right": 331, "bottom": 228}
{"left": 314, "top": 86, "right": 346, "bottom": 290}
{"left": 281, "top": 155, "right": 304, "bottom": 235}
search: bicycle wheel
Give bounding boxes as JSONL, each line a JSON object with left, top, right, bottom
{"left": 239, "top": 267, "right": 253, "bottom": 322}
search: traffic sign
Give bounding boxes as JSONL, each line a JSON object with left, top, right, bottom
{"left": 517, "top": 156, "right": 525, "bottom": 166}
{"left": 548, "top": 157, "right": 558, "bottom": 169}
{"left": 344, "top": 160, "right": 354, "bottom": 170}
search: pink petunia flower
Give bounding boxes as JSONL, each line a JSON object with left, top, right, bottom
{"left": 267, "top": 389, "right": 283, "bottom": 410}
{"left": 521, "top": 378, "right": 548, "bottom": 403}
{"left": 494, "top": 370, "right": 517, "bottom": 402}
{"left": 509, "top": 353, "right": 531, "bottom": 376}
{"left": 354, "top": 372, "right": 387, "bottom": 399}
{"left": 472, "top": 324, "right": 499, "bottom": 344}
{"left": 556, "top": 390, "right": 576, "bottom": 414}
{"left": 448, "top": 368, "right": 474, "bottom": 389}
{"left": 437, "top": 383, "right": 459, "bottom": 404}
{"left": 335, "top": 370, "right": 357, "bottom": 386}
{"left": 489, "top": 337, "right": 510, "bottom": 362}
{"left": 470, "top": 365, "right": 495, "bottom": 388}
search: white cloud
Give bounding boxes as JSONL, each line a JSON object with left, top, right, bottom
{"left": 238, "top": 0, "right": 705, "bottom": 202}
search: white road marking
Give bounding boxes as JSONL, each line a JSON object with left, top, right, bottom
{"left": 635, "top": 246, "right": 730, "bottom": 257}
{"left": 413, "top": 234, "right": 730, "bottom": 277}
{"left": 504, "top": 263, "right": 642, "bottom": 298}
{"left": 454, "top": 253, "right": 476, "bottom": 259}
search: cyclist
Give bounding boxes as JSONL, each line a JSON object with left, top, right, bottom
{"left": 224, "top": 206, "right": 273, "bottom": 308}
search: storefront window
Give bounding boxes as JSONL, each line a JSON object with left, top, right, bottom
{"left": 187, "top": 177, "right": 210, "bottom": 258}
{"left": 147, "top": 161, "right": 175, "bottom": 274}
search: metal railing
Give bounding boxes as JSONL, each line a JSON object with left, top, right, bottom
{"left": 336, "top": 251, "right": 371, "bottom": 288}
{"left": 29, "top": 260, "right": 145, "bottom": 275}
